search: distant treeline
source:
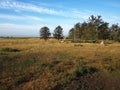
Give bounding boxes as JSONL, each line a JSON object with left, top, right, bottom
{"left": 40, "top": 15, "right": 120, "bottom": 42}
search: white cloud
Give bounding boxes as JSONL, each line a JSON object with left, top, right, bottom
{"left": 0, "top": 14, "right": 43, "bottom": 21}
{"left": 0, "top": 0, "right": 120, "bottom": 24}
{"left": 0, "top": 0, "right": 64, "bottom": 15}
{"left": 0, "top": 0, "right": 93, "bottom": 20}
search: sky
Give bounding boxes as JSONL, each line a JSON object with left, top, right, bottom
{"left": 0, "top": 0, "right": 120, "bottom": 37}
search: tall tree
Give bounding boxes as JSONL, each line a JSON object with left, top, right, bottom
{"left": 40, "top": 26, "right": 51, "bottom": 40}
{"left": 53, "top": 25, "right": 63, "bottom": 40}
{"left": 74, "top": 23, "right": 82, "bottom": 39}
{"left": 109, "top": 24, "right": 120, "bottom": 41}
{"left": 69, "top": 28, "right": 75, "bottom": 40}
{"left": 98, "top": 22, "right": 109, "bottom": 40}
{"left": 86, "top": 22, "right": 97, "bottom": 40}
{"left": 80, "top": 22, "right": 88, "bottom": 40}
{"left": 68, "top": 15, "right": 120, "bottom": 42}
{"left": 89, "top": 15, "right": 103, "bottom": 29}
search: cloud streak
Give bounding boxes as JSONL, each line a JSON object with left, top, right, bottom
{"left": 0, "top": 0, "right": 64, "bottom": 15}
{"left": 0, "top": 0, "right": 90, "bottom": 19}
{"left": 0, "top": 0, "right": 120, "bottom": 22}
{"left": 0, "top": 14, "right": 43, "bottom": 21}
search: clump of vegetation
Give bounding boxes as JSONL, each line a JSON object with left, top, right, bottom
{"left": 74, "top": 44, "right": 83, "bottom": 47}
{"left": 0, "top": 48, "right": 20, "bottom": 52}
{"left": 73, "top": 57, "right": 98, "bottom": 77}
{"left": 13, "top": 73, "right": 33, "bottom": 86}
{"left": 50, "top": 60, "right": 61, "bottom": 66}
{"left": 73, "top": 66, "right": 98, "bottom": 77}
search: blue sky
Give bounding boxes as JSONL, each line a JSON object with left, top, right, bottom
{"left": 0, "top": 0, "right": 120, "bottom": 37}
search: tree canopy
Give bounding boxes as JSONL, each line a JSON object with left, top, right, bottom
{"left": 68, "top": 15, "right": 120, "bottom": 42}
{"left": 39, "top": 15, "right": 120, "bottom": 42}
{"left": 53, "top": 25, "right": 63, "bottom": 40}
{"left": 40, "top": 26, "right": 51, "bottom": 40}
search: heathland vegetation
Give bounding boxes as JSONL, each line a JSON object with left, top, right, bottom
{"left": 0, "top": 15, "right": 120, "bottom": 90}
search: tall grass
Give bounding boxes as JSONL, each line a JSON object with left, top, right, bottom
{"left": 0, "top": 38, "right": 120, "bottom": 90}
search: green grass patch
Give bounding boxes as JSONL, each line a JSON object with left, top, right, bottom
{"left": 0, "top": 48, "right": 20, "bottom": 52}
{"left": 20, "top": 59, "right": 35, "bottom": 68}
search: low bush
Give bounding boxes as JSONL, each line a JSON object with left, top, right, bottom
{"left": 74, "top": 44, "right": 83, "bottom": 47}
{"left": 13, "top": 73, "right": 33, "bottom": 86}
{"left": 0, "top": 48, "right": 20, "bottom": 52}
{"left": 71, "top": 40, "right": 99, "bottom": 43}
{"left": 73, "top": 66, "right": 98, "bottom": 77}
{"left": 51, "top": 60, "right": 60, "bottom": 65}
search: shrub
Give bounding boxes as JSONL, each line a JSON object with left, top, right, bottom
{"left": 13, "top": 73, "right": 33, "bottom": 86}
{"left": 92, "top": 40, "right": 98, "bottom": 43}
{"left": 51, "top": 60, "right": 60, "bottom": 65}
{"left": 1, "top": 48, "right": 20, "bottom": 52}
{"left": 74, "top": 44, "right": 83, "bottom": 47}
{"left": 71, "top": 40, "right": 99, "bottom": 43}
{"left": 73, "top": 66, "right": 98, "bottom": 77}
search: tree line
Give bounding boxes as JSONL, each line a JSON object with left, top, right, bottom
{"left": 40, "top": 15, "right": 120, "bottom": 42}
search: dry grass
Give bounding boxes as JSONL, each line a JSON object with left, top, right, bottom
{"left": 0, "top": 38, "right": 120, "bottom": 90}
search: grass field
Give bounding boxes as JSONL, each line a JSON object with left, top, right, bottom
{"left": 0, "top": 38, "right": 120, "bottom": 90}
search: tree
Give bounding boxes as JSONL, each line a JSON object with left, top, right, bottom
{"left": 69, "top": 28, "right": 75, "bottom": 40}
{"left": 109, "top": 24, "right": 120, "bottom": 41}
{"left": 40, "top": 26, "right": 51, "bottom": 40}
{"left": 98, "top": 22, "right": 109, "bottom": 40}
{"left": 53, "top": 25, "right": 63, "bottom": 40}
{"left": 74, "top": 23, "right": 82, "bottom": 39}
{"left": 68, "top": 15, "right": 120, "bottom": 42}
{"left": 80, "top": 22, "right": 89, "bottom": 40}
{"left": 86, "top": 22, "right": 97, "bottom": 40}
{"left": 89, "top": 15, "right": 103, "bottom": 29}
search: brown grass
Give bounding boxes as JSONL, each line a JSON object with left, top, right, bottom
{"left": 0, "top": 38, "right": 120, "bottom": 90}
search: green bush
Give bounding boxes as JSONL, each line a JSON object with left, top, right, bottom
{"left": 51, "top": 60, "right": 60, "bottom": 65}
{"left": 13, "top": 73, "right": 33, "bottom": 86}
{"left": 1, "top": 48, "right": 20, "bottom": 52}
{"left": 74, "top": 44, "right": 83, "bottom": 47}
{"left": 73, "top": 66, "right": 98, "bottom": 77}
{"left": 71, "top": 40, "right": 99, "bottom": 43}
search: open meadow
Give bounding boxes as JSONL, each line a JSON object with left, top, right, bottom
{"left": 0, "top": 38, "right": 120, "bottom": 90}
